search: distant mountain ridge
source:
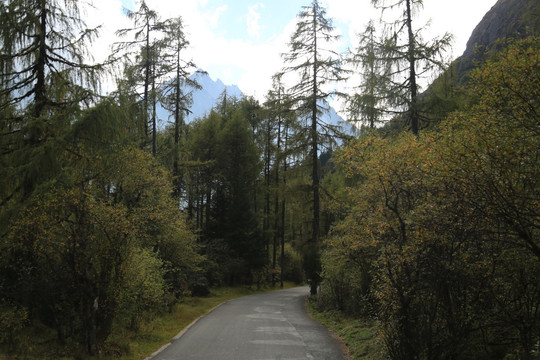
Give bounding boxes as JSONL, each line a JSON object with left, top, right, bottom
{"left": 156, "top": 70, "right": 354, "bottom": 135}
{"left": 187, "top": 71, "right": 243, "bottom": 121}
{"left": 156, "top": 70, "right": 243, "bottom": 126}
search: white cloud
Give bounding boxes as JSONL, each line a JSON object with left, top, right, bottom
{"left": 85, "top": 0, "right": 498, "bottom": 105}
{"left": 246, "top": 3, "right": 264, "bottom": 39}
{"left": 204, "top": 4, "right": 228, "bottom": 29}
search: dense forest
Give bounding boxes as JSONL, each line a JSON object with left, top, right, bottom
{"left": 0, "top": 0, "right": 538, "bottom": 358}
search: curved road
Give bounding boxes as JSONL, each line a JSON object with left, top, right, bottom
{"left": 149, "top": 286, "right": 346, "bottom": 360}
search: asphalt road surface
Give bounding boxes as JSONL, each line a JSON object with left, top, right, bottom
{"left": 149, "top": 286, "right": 346, "bottom": 360}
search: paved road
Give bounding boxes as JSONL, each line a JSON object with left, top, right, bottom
{"left": 150, "top": 286, "right": 346, "bottom": 360}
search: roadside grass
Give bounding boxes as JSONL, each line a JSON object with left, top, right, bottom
{"left": 0, "top": 283, "right": 298, "bottom": 360}
{"left": 306, "top": 298, "right": 385, "bottom": 360}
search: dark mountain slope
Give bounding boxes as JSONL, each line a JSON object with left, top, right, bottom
{"left": 396, "top": 0, "right": 540, "bottom": 131}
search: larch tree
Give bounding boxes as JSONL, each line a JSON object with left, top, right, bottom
{"left": 278, "top": 0, "right": 348, "bottom": 294}
{"left": 0, "top": 0, "right": 102, "bottom": 118}
{"left": 160, "top": 16, "right": 200, "bottom": 199}
{"left": 346, "top": 20, "right": 390, "bottom": 129}
{"left": 113, "top": 0, "right": 162, "bottom": 150}
{"left": 371, "top": 0, "right": 452, "bottom": 134}
{"left": 266, "top": 75, "right": 296, "bottom": 288}
{"left": 0, "top": 0, "right": 103, "bottom": 209}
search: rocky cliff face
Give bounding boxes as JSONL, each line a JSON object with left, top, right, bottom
{"left": 455, "top": 0, "right": 539, "bottom": 83}
{"left": 463, "top": 0, "right": 538, "bottom": 57}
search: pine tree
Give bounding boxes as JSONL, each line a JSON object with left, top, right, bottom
{"left": 265, "top": 76, "right": 295, "bottom": 288}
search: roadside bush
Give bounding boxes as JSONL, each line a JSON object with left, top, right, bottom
{"left": 0, "top": 302, "right": 28, "bottom": 351}
{"left": 317, "top": 240, "right": 372, "bottom": 316}
{"left": 116, "top": 248, "right": 167, "bottom": 330}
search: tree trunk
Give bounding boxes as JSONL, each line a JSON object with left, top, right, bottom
{"left": 280, "top": 121, "right": 288, "bottom": 288}
{"left": 34, "top": 0, "right": 47, "bottom": 119}
{"left": 173, "top": 51, "right": 182, "bottom": 198}
{"left": 264, "top": 122, "right": 271, "bottom": 253}
{"left": 85, "top": 297, "right": 98, "bottom": 356}
{"left": 405, "top": 0, "right": 419, "bottom": 135}
{"left": 310, "top": 4, "right": 320, "bottom": 296}
{"left": 272, "top": 112, "right": 282, "bottom": 287}
{"left": 142, "top": 22, "right": 151, "bottom": 148}
{"left": 151, "top": 59, "right": 157, "bottom": 156}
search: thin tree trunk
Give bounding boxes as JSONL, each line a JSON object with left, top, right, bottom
{"left": 173, "top": 49, "right": 182, "bottom": 198}
{"left": 151, "top": 58, "right": 157, "bottom": 156}
{"left": 311, "top": 5, "right": 320, "bottom": 246}
{"left": 205, "top": 191, "right": 211, "bottom": 231}
{"left": 309, "top": 4, "right": 320, "bottom": 296}
{"left": 405, "top": 0, "right": 419, "bottom": 135}
{"left": 143, "top": 22, "right": 151, "bottom": 148}
{"left": 272, "top": 110, "right": 282, "bottom": 287}
{"left": 34, "top": 0, "right": 47, "bottom": 119}
{"left": 264, "top": 122, "right": 271, "bottom": 253}
{"left": 280, "top": 121, "right": 288, "bottom": 288}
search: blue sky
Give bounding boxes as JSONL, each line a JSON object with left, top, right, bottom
{"left": 95, "top": 0, "right": 498, "bottom": 104}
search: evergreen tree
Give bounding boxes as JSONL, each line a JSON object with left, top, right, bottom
{"left": 265, "top": 76, "right": 295, "bottom": 287}
{"left": 0, "top": 0, "right": 104, "bottom": 225}
{"left": 216, "top": 111, "right": 266, "bottom": 283}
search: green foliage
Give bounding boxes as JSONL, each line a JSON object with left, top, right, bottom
{"left": 116, "top": 249, "right": 167, "bottom": 330}
{"left": 280, "top": 246, "right": 305, "bottom": 285}
{"left": 183, "top": 99, "right": 267, "bottom": 286}
{"left": 0, "top": 0, "right": 102, "bottom": 116}
{"left": 3, "top": 1, "right": 537, "bottom": 358}
{"left": 0, "top": 96, "right": 201, "bottom": 355}
{"left": 369, "top": 0, "right": 453, "bottom": 134}
{"left": 346, "top": 21, "right": 390, "bottom": 129}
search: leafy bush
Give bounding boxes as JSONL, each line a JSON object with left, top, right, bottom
{"left": 0, "top": 302, "right": 28, "bottom": 351}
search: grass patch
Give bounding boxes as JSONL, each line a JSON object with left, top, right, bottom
{"left": 0, "top": 283, "right": 298, "bottom": 360}
{"left": 306, "top": 298, "right": 385, "bottom": 360}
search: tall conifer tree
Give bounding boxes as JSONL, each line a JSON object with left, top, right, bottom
{"left": 161, "top": 17, "right": 200, "bottom": 198}
{"left": 278, "top": 0, "right": 347, "bottom": 294}
{"left": 0, "top": 0, "right": 102, "bottom": 118}
{"left": 346, "top": 21, "right": 390, "bottom": 129}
